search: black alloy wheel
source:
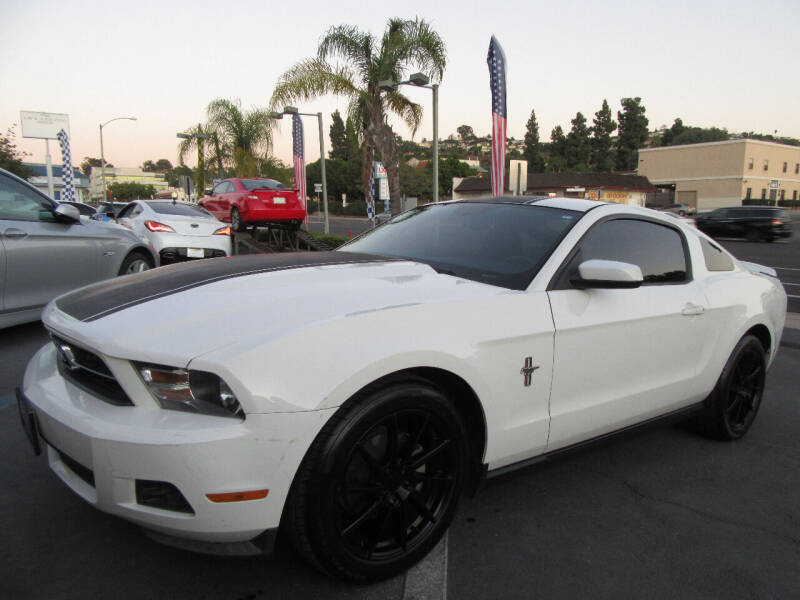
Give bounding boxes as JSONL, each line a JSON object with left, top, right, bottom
{"left": 284, "top": 380, "right": 468, "bottom": 582}
{"left": 695, "top": 334, "right": 766, "bottom": 440}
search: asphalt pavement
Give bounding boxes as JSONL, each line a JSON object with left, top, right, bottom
{"left": 1, "top": 216, "right": 798, "bottom": 599}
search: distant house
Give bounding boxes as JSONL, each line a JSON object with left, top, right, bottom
{"left": 452, "top": 172, "right": 656, "bottom": 206}
{"left": 24, "top": 163, "right": 91, "bottom": 202}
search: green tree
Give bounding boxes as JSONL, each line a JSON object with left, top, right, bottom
{"left": 615, "top": 97, "right": 649, "bottom": 171}
{"left": 456, "top": 125, "right": 474, "bottom": 141}
{"left": 660, "top": 118, "right": 685, "bottom": 146}
{"left": 329, "top": 110, "right": 348, "bottom": 160}
{"left": 591, "top": 99, "right": 617, "bottom": 171}
{"left": 523, "top": 109, "right": 545, "bottom": 173}
{"left": 108, "top": 181, "right": 156, "bottom": 200}
{"left": 548, "top": 125, "right": 567, "bottom": 172}
{"left": 565, "top": 112, "right": 591, "bottom": 170}
{"left": 206, "top": 98, "right": 272, "bottom": 177}
{"left": 80, "top": 157, "right": 111, "bottom": 176}
{"left": 270, "top": 18, "right": 447, "bottom": 215}
{"left": 0, "top": 125, "right": 33, "bottom": 179}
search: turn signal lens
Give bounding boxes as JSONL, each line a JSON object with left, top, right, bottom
{"left": 213, "top": 226, "right": 232, "bottom": 236}
{"left": 136, "top": 363, "right": 244, "bottom": 419}
{"left": 206, "top": 489, "right": 269, "bottom": 503}
{"left": 145, "top": 220, "right": 175, "bottom": 233}
{"left": 771, "top": 219, "right": 783, "bottom": 225}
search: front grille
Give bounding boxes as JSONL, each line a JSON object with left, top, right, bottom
{"left": 136, "top": 480, "right": 194, "bottom": 514}
{"left": 51, "top": 335, "right": 133, "bottom": 406}
{"left": 57, "top": 448, "right": 95, "bottom": 487}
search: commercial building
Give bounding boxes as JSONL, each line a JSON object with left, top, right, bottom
{"left": 453, "top": 172, "right": 655, "bottom": 206}
{"left": 638, "top": 139, "right": 800, "bottom": 211}
{"left": 24, "top": 163, "right": 91, "bottom": 202}
{"left": 89, "top": 167, "right": 169, "bottom": 201}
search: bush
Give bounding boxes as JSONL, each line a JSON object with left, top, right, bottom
{"left": 311, "top": 232, "right": 350, "bottom": 248}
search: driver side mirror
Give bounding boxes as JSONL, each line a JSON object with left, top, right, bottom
{"left": 53, "top": 204, "right": 81, "bottom": 223}
{"left": 570, "top": 259, "right": 643, "bottom": 289}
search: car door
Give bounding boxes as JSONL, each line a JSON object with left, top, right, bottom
{"left": 0, "top": 171, "right": 101, "bottom": 313}
{"left": 546, "top": 217, "right": 713, "bottom": 451}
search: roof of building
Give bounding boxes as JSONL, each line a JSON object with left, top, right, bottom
{"left": 24, "top": 163, "right": 90, "bottom": 183}
{"left": 454, "top": 172, "right": 655, "bottom": 193}
{"left": 639, "top": 138, "right": 800, "bottom": 153}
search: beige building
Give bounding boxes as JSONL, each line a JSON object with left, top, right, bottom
{"left": 638, "top": 139, "right": 800, "bottom": 210}
{"left": 89, "top": 167, "right": 169, "bottom": 201}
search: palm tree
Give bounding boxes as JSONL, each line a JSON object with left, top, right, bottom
{"left": 206, "top": 98, "right": 272, "bottom": 177}
{"left": 177, "top": 123, "right": 211, "bottom": 195}
{"left": 270, "top": 18, "right": 446, "bottom": 215}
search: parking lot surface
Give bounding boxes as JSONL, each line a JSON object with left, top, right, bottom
{"left": 1, "top": 218, "right": 798, "bottom": 599}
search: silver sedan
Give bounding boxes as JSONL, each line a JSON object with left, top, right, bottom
{"left": 0, "top": 168, "right": 158, "bottom": 329}
{"left": 115, "top": 200, "right": 231, "bottom": 265}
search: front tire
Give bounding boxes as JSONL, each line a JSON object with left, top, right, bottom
{"left": 695, "top": 334, "right": 767, "bottom": 440}
{"left": 118, "top": 251, "right": 153, "bottom": 276}
{"left": 285, "top": 380, "right": 468, "bottom": 582}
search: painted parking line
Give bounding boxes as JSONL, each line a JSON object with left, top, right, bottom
{"left": 0, "top": 394, "right": 16, "bottom": 409}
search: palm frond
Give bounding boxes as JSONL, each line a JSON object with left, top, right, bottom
{"left": 317, "top": 25, "right": 374, "bottom": 80}
{"left": 383, "top": 91, "right": 423, "bottom": 135}
{"left": 270, "top": 59, "right": 361, "bottom": 111}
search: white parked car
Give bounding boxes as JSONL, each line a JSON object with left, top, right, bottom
{"left": 115, "top": 200, "right": 231, "bottom": 264}
{"left": 17, "top": 198, "right": 786, "bottom": 581}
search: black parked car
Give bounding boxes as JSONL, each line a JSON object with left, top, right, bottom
{"left": 695, "top": 206, "right": 793, "bottom": 242}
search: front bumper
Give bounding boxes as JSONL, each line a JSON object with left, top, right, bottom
{"left": 20, "top": 344, "right": 334, "bottom": 548}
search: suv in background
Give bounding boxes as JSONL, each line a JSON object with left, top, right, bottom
{"left": 694, "top": 206, "right": 793, "bottom": 242}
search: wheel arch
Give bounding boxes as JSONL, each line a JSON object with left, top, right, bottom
{"left": 124, "top": 244, "right": 158, "bottom": 268}
{"left": 744, "top": 323, "right": 772, "bottom": 358}
{"left": 346, "top": 367, "right": 488, "bottom": 496}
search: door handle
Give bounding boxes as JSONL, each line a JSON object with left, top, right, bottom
{"left": 3, "top": 228, "right": 28, "bottom": 239}
{"left": 682, "top": 303, "right": 706, "bottom": 316}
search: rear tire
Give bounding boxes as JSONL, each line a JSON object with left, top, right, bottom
{"left": 118, "top": 251, "right": 153, "bottom": 276}
{"left": 231, "top": 208, "right": 245, "bottom": 232}
{"left": 694, "top": 334, "right": 766, "bottom": 441}
{"left": 284, "top": 380, "right": 468, "bottom": 582}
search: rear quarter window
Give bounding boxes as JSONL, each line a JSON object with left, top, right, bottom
{"left": 699, "top": 238, "right": 734, "bottom": 271}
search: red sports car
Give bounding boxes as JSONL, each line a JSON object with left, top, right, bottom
{"left": 199, "top": 178, "right": 306, "bottom": 231}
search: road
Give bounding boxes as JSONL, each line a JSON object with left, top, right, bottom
{"left": 0, "top": 216, "right": 798, "bottom": 599}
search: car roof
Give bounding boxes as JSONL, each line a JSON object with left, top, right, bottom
{"left": 450, "top": 195, "right": 607, "bottom": 213}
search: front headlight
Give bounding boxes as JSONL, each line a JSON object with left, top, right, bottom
{"left": 136, "top": 363, "right": 244, "bottom": 419}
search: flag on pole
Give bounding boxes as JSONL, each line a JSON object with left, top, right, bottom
{"left": 366, "top": 146, "right": 376, "bottom": 220}
{"left": 487, "top": 35, "right": 507, "bottom": 197}
{"left": 56, "top": 129, "right": 77, "bottom": 203}
{"left": 292, "top": 114, "right": 307, "bottom": 223}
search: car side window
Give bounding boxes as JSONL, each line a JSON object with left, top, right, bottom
{"left": 556, "top": 218, "right": 689, "bottom": 289}
{"left": 117, "top": 204, "right": 136, "bottom": 218}
{"left": 0, "top": 174, "right": 57, "bottom": 222}
{"left": 699, "top": 238, "right": 734, "bottom": 271}
{"left": 212, "top": 183, "right": 224, "bottom": 195}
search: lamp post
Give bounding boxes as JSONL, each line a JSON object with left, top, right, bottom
{"left": 269, "top": 107, "right": 329, "bottom": 234}
{"left": 176, "top": 130, "right": 211, "bottom": 199}
{"left": 99, "top": 116, "right": 136, "bottom": 200}
{"left": 379, "top": 72, "right": 439, "bottom": 203}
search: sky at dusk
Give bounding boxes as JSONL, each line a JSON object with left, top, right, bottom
{"left": 2, "top": 0, "right": 798, "bottom": 171}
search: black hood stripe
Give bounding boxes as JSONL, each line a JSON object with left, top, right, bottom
{"left": 56, "top": 251, "right": 401, "bottom": 322}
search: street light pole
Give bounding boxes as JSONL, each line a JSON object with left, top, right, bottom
{"left": 379, "top": 73, "right": 439, "bottom": 204}
{"left": 99, "top": 116, "right": 136, "bottom": 201}
{"left": 269, "top": 108, "right": 330, "bottom": 234}
{"left": 432, "top": 83, "right": 439, "bottom": 203}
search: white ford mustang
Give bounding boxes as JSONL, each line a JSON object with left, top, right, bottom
{"left": 17, "top": 197, "right": 786, "bottom": 581}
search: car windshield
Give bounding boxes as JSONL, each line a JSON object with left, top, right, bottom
{"left": 240, "top": 179, "right": 285, "bottom": 191}
{"left": 339, "top": 201, "right": 580, "bottom": 290}
{"left": 146, "top": 202, "right": 213, "bottom": 218}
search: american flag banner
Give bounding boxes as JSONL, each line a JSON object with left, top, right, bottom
{"left": 56, "top": 129, "right": 77, "bottom": 203}
{"left": 366, "top": 146, "right": 375, "bottom": 220}
{"left": 292, "top": 114, "right": 307, "bottom": 223}
{"left": 487, "top": 36, "right": 507, "bottom": 197}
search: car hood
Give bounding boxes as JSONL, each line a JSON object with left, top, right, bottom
{"left": 43, "top": 252, "right": 508, "bottom": 366}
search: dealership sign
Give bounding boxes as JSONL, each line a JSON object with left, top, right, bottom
{"left": 20, "top": 111, "right": 71, "bottom": 140}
